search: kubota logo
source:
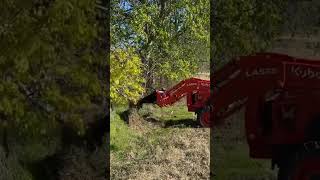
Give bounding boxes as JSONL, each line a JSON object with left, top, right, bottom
{"left": 291, "top": 66, "right": 320, "bottom": 79}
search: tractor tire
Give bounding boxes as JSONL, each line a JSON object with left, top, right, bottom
{"left": 196, "top": 110, "right": 210, "bottom": 128}
{"left": 277, "top": 148, "right": 320, "bottom": 180}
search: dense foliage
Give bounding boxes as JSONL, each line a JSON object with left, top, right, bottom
{"left": 110, "top": 48, "right": 144, "bottom": 105}
{"left": 1, "top": 0, "right": 105, "bottom": 139}
{"left": 0, "top": 0, "right": 108, "bottom": 179}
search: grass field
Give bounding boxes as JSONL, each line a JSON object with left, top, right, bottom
{"left": 110, "top": 103, "right": 210, "bottom": 179}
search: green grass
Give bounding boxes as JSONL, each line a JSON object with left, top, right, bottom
{"left": 110, "top": 108, "right": 139, "bottom": 157}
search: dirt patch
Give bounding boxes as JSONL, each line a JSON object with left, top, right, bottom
{"left": 121, "top": 108, "right": 164, "bottom": 132}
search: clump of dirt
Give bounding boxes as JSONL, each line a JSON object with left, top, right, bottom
{"left": 120, "top": 107, "right": 164, "bottom": 133}
{"left": 127, "top": 108, "right": 145, "bottom": 128}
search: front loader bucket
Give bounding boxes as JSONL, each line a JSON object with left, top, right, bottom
{"left": 136, "top": 91, "right": 157, "bottom": 109}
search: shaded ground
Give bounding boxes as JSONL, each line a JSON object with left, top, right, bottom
{"left": 120, "top": 107, "right": 200, "bottom": 129}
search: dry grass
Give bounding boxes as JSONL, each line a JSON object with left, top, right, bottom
{"left": 110, "top": 106, "right": 210, "bottom": 180}
{"left": 111, "top": 130, "right": 210, "bottom": 179}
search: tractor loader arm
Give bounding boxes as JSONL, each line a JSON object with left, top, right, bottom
{"left": 136, "top": 78, "right": 210, "bottom": 109}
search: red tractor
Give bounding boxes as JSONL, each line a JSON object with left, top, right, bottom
{"left": 137, "top": 53, "right": 320, "bottom": 179}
